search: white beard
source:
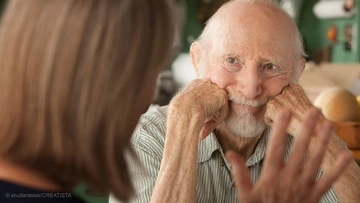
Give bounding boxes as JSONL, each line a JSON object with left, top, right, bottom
{"left": 224, "top": 109, "right": 267, "bottom": 138}
{"left": 224, "top": 94, "right": 268, "bottom": 138}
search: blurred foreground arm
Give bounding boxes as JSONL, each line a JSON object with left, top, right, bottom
{"left": 228, "top": 109, "right": 352, "bottom": 203}
{"left": 265, "top": 84, "right": 360, "bottom": 202}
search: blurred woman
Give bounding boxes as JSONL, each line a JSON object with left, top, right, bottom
{"left": 0, "top": 0, "right": 174, "bottom": 202}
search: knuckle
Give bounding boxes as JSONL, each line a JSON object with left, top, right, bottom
{"left": 220, "top": 90, "right": 228, "bottom": 101}
{"left": 267, "top": 99, "right": 276, "bottom": 105}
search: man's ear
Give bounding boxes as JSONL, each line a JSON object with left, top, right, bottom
{"left": 190, "top": 42, "right": 202, "bottom": 76}
{"left": 300, "top": 57, "right": 306, "bottom": 74}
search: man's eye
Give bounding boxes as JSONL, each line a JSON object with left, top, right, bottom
{"left": 265, "top": 63, "right": 277, "bottom": 70}
{"left": 226, "top": 57, "right": 239, "bottom": 64}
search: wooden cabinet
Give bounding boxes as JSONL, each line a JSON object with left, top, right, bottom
{"left": 334, "top": 121, "right": 360, "bottom": 165}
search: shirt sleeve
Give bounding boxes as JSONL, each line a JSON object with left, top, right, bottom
{"left": 316, "top": 170, "right": 340, "bottom": 203}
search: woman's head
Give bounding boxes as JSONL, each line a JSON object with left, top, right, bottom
{"left": 0, "top": 0, "right": 174, "bottom": 200}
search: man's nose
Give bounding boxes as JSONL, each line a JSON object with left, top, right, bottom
{"left": 237, "top": 65, "right": 262, "bottom": 99}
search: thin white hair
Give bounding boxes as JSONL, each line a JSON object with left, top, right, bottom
{"left": 196, "top": 0, "right": 306, "bottom": 83}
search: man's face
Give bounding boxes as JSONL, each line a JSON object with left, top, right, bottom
{"left": 195, "top": 9, "right": 297, "bottom": 137}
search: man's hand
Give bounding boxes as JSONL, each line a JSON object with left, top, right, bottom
{"left": 265, "top": 84, "right": 314, "bottom": 137}
{"left": 227, "top": 109, "right": 352, "bottom": 203}
{"left": 151, "top": 79, "right": 228, "bottom": 203}
{"left": 169, "top": 79, "right": 229, "bottom": 139}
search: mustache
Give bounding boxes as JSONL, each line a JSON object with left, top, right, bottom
{"left": 228, "top": 93, "right": 269, "bottom": 107}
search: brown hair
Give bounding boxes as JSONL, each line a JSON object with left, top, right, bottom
{"left": 0, "top": 0, "right": 174, "bottom": 201}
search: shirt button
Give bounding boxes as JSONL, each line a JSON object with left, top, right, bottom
{"left": 220, "top": 161, "right": 225, "bottom": 166}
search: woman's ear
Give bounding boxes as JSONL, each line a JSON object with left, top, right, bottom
{"left": 190, "top": 42, "right": 202, "bottom": 76}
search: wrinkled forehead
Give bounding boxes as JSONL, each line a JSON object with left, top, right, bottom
{"left": 206, "top": 2, "right": 297, "bottom": 65}
{"left": 210, "top": 21, "right": 295, "bottom": 66}
{"left": 218, "top": 32, "right": 292, "bottom": 56}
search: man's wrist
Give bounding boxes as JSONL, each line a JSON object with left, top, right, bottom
{"left": 168, "top": 102, "right": 205, "bottom": 126}
{"left": 322, "top": 132, "right": 350, "bottom": 169}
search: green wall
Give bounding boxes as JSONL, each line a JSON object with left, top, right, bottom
{"left": 298, "top": 0, "right": 360, "bottom": 62}
{"left": 181, "top": 0, "right": 360, "bottom": 63}
{"left": 181, "top": 0, "right": 204, "bottom": 53}
{"left": 73, "top": 184, "right": 108, "bottom": 203}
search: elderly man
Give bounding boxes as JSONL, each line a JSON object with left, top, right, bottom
{"left": 111, "top": 0, "right": 360, "bottom": 202}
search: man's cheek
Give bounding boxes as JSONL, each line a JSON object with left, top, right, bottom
{"left": 198, "top": 67, "right": 211, "bottom": 80}
{"left": 199, "top": 69, "right": 224, "bottom": 87}
{"left": 278, "top": 79, "right": 291, "bottom": 94}
{"left": 264, "top": 79, "right": 289, "bottom": 97}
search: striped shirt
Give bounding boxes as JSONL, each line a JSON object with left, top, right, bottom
{"left": 112, "top": 106, "right": 339, "bottom": 203}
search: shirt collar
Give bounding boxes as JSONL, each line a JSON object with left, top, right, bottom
{"left": 245, "top": 127, "right": 269, "bottom": 166}
{"left": 197, "top": 132, "right": 222, "bottom": 163}
{"left": 197, "top": 126, "right": 271, "bottom": 166}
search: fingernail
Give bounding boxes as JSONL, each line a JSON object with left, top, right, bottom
{"left": 344, "top": 150, "right": 353, "bottom": 159}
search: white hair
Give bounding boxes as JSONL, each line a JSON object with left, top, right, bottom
{"left": 196, "top": 0, "right": 306, "bottom": 82}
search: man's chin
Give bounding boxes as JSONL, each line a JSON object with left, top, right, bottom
{"left": 226, "top": 122, "right": 266, "bottom": 138}
{"left": 224, "top": 111, "right": 267, "bottom": 138}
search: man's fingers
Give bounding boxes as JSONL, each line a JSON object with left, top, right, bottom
{"left": 264, "top": 102, "right": 275, "bottom": 126}
{"left": 312, "top": 151, "right": 352, "bottom": 199}
{"left": 199, "top": 107, "right": 228, "bottom": 140}
{"left": 302, "top": 120, "right": 333, "bottom": 185}
{"left": 286, "top": 108, "right": 320, "bottom": 177}
{"left": 226, "top": 151, "right": 252, "bottom": 201}
{"left": 263, "top": 110, "right": 291, "bottom": 174}
{"left": 199, "top": 120, "right": 217, "bottom": 140}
